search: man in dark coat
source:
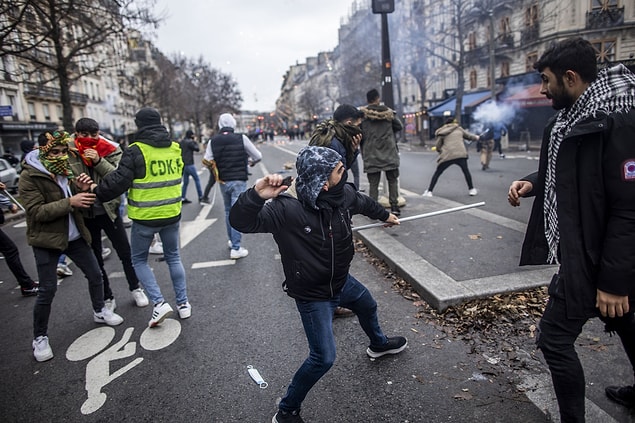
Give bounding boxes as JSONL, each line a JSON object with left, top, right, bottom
{"left": 230, "top": 146, "right": 405, "bottom": 423}
{"left": 508, "top": 38, "right": 635, "bottom": 421}
{"left": 360, "top": 89, "right": 403, "bottom": 215}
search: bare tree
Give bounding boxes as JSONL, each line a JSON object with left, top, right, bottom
{"left": 1, "top": 0, "right": 161, "bottom": 130}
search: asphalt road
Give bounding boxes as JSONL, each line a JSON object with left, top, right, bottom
{"left": 0, "top": 138, "right": 633, "bottom": 422}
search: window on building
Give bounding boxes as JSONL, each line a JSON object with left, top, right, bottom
{"left": 28, "top": 102, "right": 36, "bottom": 120}
{"left": 526, "top": 52, "right": 538, "bottom": 72}
{"left": 468, "top": 32, "right": 477, "bottom": 50}
{"left": 470, "top": 69, "right": 477, "bottom": 89}
{"left": 591, "top": 38, "right": 616, "bottom": 63}
{"left": 501, "top": 61, "right": 510, "bottom": 77}
{"left": 525, "top": 3, "right": 539, "bottom": 27}
{"left": 43, "top": 104, "right": 50, "bottom": 121}
{"left": 500, "top": 16, "right": 511, "bottom": 35}
{"left": 57, "top": 105, "right": 63, "bottom": 122}
{"left": 591, "top": 0, "right": 619, "bottom": 11}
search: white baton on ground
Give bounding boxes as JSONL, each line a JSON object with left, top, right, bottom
{"left": 352, "top": 202, "right": 486, "bottom": 231}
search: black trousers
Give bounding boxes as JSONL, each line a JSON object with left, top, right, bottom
{"left": 0, "top": 228, "right": 35, "bottom": 289}
{"left": 537, "top": 273, "right": 635, "bottom": 422}
{"left": 33, "top": 238, "right": 104, "bottom": 338}
{"left": 427, "top": 158, "right": 474, "bottom": 191}
{"left": 85, "top": 212, "right": 139, "bottom": 300}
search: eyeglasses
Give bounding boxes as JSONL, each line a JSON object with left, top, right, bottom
{"left": 48, "top": 148, "right": 69, "bottom": 156}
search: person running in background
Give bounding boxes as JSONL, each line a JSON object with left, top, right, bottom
{"left": 423, "top": 118, "right": 480, "bottom": 197}
{"left": 180, "top": 129, "right": 204, "bottom": 204}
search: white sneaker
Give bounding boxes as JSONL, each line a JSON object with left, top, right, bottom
{"left": 33, "top": 336, "right": 54, "bottom": 362}
{"left": 56, "top": 263, "right": 73, "bottom": 277}
{"left": 469, "top": 188, "right": 478, "bottom": 196}
{"left": 177, "top": 302, "right": 192, "bottom": 319}
{"left": 101, "top": 247, "right": 112, "bottom": 260}
{"left": 230, "top": 247, "right": 249, "bottom": 259}
{"left": 422, "top": 190, "right": 433, "bottom": 197}
{"left": 149, "top": 302, "right": 173, "bottom": 327}
{"left": 131, "top": 288, "right": 149, "bottom": 307}
{"left": 94, "top": 307, "right": 124, "bottom": 326}
{"left": 104, "top": 298, "right": 117, "bottom": 312}
{"left": 149, "top": 241, "right": 163, "bottom": 255}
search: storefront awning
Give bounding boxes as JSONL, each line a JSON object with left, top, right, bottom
{"left": 428, "top": 90, "right": 492, "bottom": 117}
{"left": 502, "top": 84, "right": 551, "bottom": 108}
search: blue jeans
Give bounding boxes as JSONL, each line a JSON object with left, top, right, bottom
{"left": 278, "top": 274, "right": 387, "bottom": 412}
{"left": 220, "top": 180, "right": 247, "bottom": 249}
{"left": 33, "top": 239, "right": 104, "bottom": 338}
{"left": 182, "top": 164, "right": 203, "bottom": 200}
{"left": 130, "top": 221, "right": 187, "bottom": 306}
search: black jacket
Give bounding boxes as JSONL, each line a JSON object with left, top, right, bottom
{"left": 230, "top": 183, "right": 389, "bottom": 301}
{"left": 210, "top": 128, "right": 248, "bottom": 182}
{"left": 519, "top": 109, "right": 635, "bottom": 318}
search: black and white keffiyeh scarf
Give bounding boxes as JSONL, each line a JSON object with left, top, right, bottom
{"left": 544, "top": 64, "right": 635, "bottom": 263}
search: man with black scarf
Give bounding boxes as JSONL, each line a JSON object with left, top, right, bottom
{"left": 230, "top": 146, "right": 405, "bottom": 423}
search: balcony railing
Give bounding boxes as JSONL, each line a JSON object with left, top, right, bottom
{"left": 521, "top": 24, "right": 540, "bottom": 45}
{"left": 23, "top": 83, "right": 89, "bottom": 105}
{"left": 586, "top": 7, "right": 624, "bottom": 30}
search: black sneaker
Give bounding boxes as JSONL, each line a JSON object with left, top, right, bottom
{"left": 367, "top": 336, "right": 408, "bottom": 358}
{"left": 272, "top": 409, "right": 304, "bottom": 423}
{"left": 21, "top": 282, "right": 39, "bottom": 297}
{"left": 390, "top": 206, "right": 401, "bottom": 217}
{"left": 606, "top": 385, "right": 635, "bottom": 408}
{"left": 199, "top": 197, "right": 210, "bottom": 204}
{"left": 182, "top": 198, "right": 192, "bottom": 204}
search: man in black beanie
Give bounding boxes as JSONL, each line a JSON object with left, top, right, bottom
{"left": 80, "top": 107, "right": 192, "bottom": 327}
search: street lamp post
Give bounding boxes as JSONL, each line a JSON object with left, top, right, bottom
{"left": 372, "top": 0, "right": 395, "bottom": 109}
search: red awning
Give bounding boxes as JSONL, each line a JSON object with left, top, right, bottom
{"left": 503, "top": 84, "right": 551, "bottom": 108}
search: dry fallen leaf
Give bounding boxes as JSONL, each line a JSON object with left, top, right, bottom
{"left": 468, "top": 234, "right": 482, "bottom": 240}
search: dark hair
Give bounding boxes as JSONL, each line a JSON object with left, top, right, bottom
{"left": 75, "top": 117, "right": 100, "bottom": 133}
{"left": 333, "top": 104, "right": 364, "bottom": 122}
{"left": 37, "top": 132, "right": 51, "bottom": 147}
{"left": 445, "top": 117, "right": 456, "bottom": 125}
{"left": 366, "top": 89, "right": 380, "bottom": 103}
{"left": 185, "top": 129, "right": 194, "bottom": 138}
{"left": 534, "top": 37, "right": 598, "bottom": 84}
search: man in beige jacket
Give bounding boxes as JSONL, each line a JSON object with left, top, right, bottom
{"left": 423, "top": 118, "right": 480, "bottom": 197}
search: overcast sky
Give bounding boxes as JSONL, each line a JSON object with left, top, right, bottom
{"left": 152, "top": 0, "right": 355, "bottom": 112}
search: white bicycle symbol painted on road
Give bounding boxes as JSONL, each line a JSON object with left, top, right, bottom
{"left": 65, "top": 318, "right": 182, "bottom": 415}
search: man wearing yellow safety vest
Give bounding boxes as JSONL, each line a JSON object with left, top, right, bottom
{"left": 79, "top": 107, "right": 191, "bottom": 328}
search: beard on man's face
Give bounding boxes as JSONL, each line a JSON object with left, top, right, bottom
{"left": 548, "top": 81, "right": 576, "bottom": 110}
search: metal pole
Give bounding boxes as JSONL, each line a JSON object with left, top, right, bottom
{"left": 380, "top": 12, "right": 394, "bottom": 109}
{"left": 352, "top": 202, "right": 485, "bottom": 231}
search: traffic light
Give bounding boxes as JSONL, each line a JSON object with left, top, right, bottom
{"left": 372, "top": 0, "right": 394, "bottom": 14}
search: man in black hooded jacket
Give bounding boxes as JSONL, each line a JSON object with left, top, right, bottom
{"left": 230, "top": 146, "right": 405, "bottom": 423}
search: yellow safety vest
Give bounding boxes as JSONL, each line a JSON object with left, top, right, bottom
{"left": 127, "top": 142, "right": 183, "bottom": 221}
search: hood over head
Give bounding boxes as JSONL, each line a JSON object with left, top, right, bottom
{"left": 218, "top": 113, "right": 236, "bottom": 130}
{"left": 295, "top": 146, "right": 342, "bottom": 209}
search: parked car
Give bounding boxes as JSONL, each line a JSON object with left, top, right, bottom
{"left": 0, "top": 157, "right": 19, "bottom": 193}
